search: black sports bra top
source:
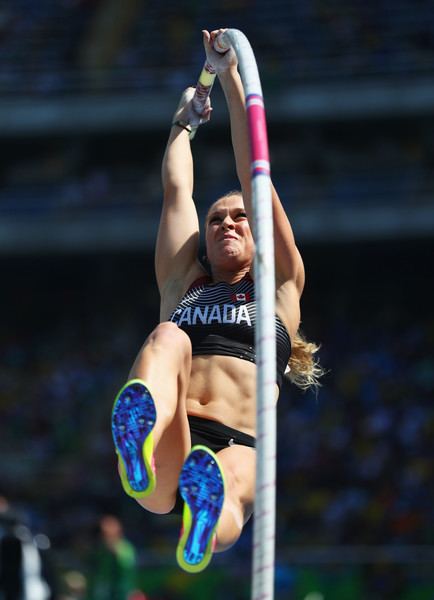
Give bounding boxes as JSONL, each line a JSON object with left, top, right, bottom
{"left": 169, "top": 273, "right": 291, "bottom": 388}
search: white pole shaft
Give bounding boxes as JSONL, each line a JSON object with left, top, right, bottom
{"left": 218, "top": 29, "right": 276, "bottom": 600}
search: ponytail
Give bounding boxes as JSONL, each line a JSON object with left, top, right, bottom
{"left": 288, "top": 330, "right": 324, "bottom": 391}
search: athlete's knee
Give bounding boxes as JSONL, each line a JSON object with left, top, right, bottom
{"left": 149, "top": 322, "right": 192, "bottom": 358}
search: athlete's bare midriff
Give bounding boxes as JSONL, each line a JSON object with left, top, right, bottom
{"left": 186, "top": 354, "right": 279, "bottom": 437}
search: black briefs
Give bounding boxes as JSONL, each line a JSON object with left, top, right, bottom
{"left": 171, "top": 415, "right": 256, "bottom": 515}
{"left": 188, "top": 415, "right": 256, "bottom": 452}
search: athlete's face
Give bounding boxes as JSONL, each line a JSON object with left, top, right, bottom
{"left": 205, "top": 195, "right": 255, "bottom": 270}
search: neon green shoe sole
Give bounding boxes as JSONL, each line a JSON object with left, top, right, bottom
{"left": 111, "top": 379, "right": 156, "bottom": 499}
{"left": 177, "top": 445, "right": 225, "bottom": 573}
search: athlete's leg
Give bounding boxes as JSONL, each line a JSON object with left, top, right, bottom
{"left": 214, "top": 445, "right": 256, "bottom": 552}
{"left": 123, "top": 321, "right": 192, "bottom": 513}
{"left": 175, "top": 443, "right": 255, "bottom": 572}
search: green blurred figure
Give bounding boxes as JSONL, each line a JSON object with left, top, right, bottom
{"left": 87, "top": 514, "right": 142, "bottom": 600}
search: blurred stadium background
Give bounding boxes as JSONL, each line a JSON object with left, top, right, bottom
{"left": 1, "top": 0, "right": 434, "bottom": 598}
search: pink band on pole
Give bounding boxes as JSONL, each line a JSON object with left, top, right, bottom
{"left": 246, "top": 94, "right": 270, "bottom": 177}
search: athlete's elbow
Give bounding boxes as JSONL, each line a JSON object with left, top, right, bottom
{"left": 162, "top": 180, "right": 193, "bottom": 201}
{"left": 162, "top": 167, "right": 193, "bottom": 195}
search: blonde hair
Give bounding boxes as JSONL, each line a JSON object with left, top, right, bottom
{"left": 288, "top": 330, "right": 324, "bottom": 391}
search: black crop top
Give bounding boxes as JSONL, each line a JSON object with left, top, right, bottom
{"left": 169, "top": 273, "right": 291, "bottom": 388}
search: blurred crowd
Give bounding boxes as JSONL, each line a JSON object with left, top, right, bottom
{"left": 278, "top": 311, "right": 434, "bottom": 548}
{"left": 1, "top": 241, "right": 433, "bottom": 597}
{"left": 0, "top": 0, "right": 434, "bottom": 95}
{"left": 2, "top": 118, "right": 434, "bottom": 220}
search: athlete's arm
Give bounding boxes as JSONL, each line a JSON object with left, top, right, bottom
{"left": 157, "top": 89, "right": 204, "bottom": 295}
{"left": 203, "top": 30, "right": 304, "bottom": 293}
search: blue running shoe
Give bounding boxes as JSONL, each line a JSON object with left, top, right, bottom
{"left": 177, "top": 445, "right": 225, "bottom": 573}
{"left": 111, "top": 379, "right": 156, "bottom": 499}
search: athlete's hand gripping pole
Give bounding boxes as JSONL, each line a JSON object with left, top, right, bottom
{"left": 189, "top": 32, "right": 231, "bottom": 139}
{"left": 189, "top": 62, "right": 216, "bottom": 140}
